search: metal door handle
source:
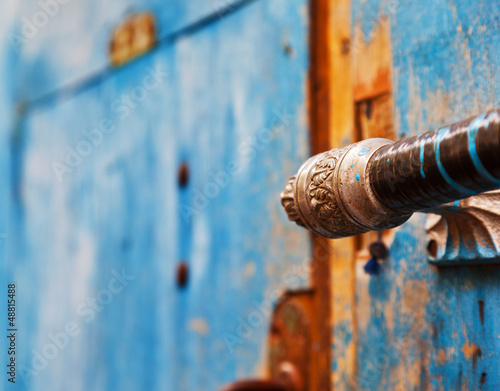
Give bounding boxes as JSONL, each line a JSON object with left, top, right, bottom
{"left": 220, "top": 380, "right": 290, "bottom": 391}
{"left": 220, "top": 361, "right": 302, "bottom": 391}
{"left": 281, "top": 108, "right": 500, "bottom": 239}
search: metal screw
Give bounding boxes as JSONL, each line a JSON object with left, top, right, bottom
{"left": 369, "top": 241, "right": 389, "bottom": 260}
{"left": 178, "top": 162, "right": 189, "bottom": 187}
{"left": 341, "top": 38, "right": 350, "bottom": 55}
{"left": 176, "top": 262, "right": 189, "bottom": 288}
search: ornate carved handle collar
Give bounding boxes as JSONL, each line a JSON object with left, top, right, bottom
{"left": 281, "top": 109, "right": 500, "bottom": 239}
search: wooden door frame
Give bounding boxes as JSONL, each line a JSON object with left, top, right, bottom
{"left": 309, "top": 0, "right": 357, "bottom": 389}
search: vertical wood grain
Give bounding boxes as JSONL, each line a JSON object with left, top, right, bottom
{"left": 310, "top": 0, "right": 358, "bottom": 389}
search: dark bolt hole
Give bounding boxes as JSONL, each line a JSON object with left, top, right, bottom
{"left": 478, "top": 300, "right": 485, "bottom": 325}
{"left": 364, "top": 99, "right": 373, "bottom": 119}
{"left": 178, "top": 162, "right": 189, "bottom": 187}
{"left": 270, "top": 325, "right": 280, "bottom": 337}
{"left": 369, "top": 241, "right": 388, "bottom": 259}
{"left": 176, "top": 262, "right": 189, "bottom": 288}
{"left": 427, "top": 240, "right": 438, "bottom": 259}
{"left": 341, "top": 38, "right": 350, "bottom": 55}
{"left": 283, "top": 43, "right": 294, "bottom": 56}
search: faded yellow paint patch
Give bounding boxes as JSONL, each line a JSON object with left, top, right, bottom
{"left": 189, "top": 318, "right": 209, "bottom": 335}
{"left": 244, "top": 261, "right": 256, "bottom": 278}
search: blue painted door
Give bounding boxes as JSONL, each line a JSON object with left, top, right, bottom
{"left": 1, "top": 1, "right": 311, "bottom": 390}
{"left": 335, "top": 1, "right": 500, "bottom": 390}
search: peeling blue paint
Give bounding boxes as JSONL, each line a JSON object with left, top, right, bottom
{"left": 350, "top": 0, "right": 500, "bottom": 389}
{"left": 358, "top": 147, "right": 371, "bottom": 156}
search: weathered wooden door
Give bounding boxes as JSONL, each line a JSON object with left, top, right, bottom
{"left": 318, "top": 0, "right": 500, "bottom": 390}
{"left": 1, "top": 1, "right": 311, "bottom": 390}
{"left": 2, "top": 0, "right": 500, "bottom": 390}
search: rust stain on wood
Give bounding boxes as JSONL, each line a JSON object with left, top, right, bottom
{"left": 461, "top": 340, "right": 482, "bottom": 366}
{"left": 355, "top": 93, "right": 396, "bottom": 141}
{"left": 352, "top": 18, "right": 392, "bottom": 102}
{"left": 109, "top": 12, "right": 157, "bottom": 66}
{"left": 309, "top": 1, "right": 335, "bottom": 389}
{"left": 310, "top": 0, "right": 358, "bottom": 389}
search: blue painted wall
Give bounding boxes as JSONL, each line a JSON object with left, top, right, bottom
{"left": 1, "top": 1, "right": 311, "bottom": 390}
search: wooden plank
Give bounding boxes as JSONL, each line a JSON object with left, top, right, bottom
{"left": 328, "top": 0, "right": 359, "bottom": 385}
{"left": 352, "top": 19, "right": 392, "bottom": 102}
{"left": 351, "top": 0, "right": 500, "bottom": 389}
{"left": 308, "top": 1, "right": 332, "bottom": 390}
{"left": 310, "top": 0, "right": 358, "bottom": 389}
{"left": 8, "top": 0, "right": 311, "bottom": 389}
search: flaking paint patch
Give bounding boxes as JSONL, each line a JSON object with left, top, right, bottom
{"left": 400, "top": 280, "right": 430, "bottom": 317}
{"left": 189, "top": 318, "right": 209, "bottom": 335}
{"left": 461, "top": 340, "right": 479, "bottom": 361}
{"left": 405, "top": 65, "right": 424, "bottom": 136}
{"left": 355, "top": 260, "right": 372, "bottom": 331}
{"left": 424, "top": 89, "right": 452, "bottom": 129}
{"left": 352, "top": 0, "right": 500, "bottom": 388}
{"left": 385, "top": 289, "right": 396, "bottom": 332}
{"left": 392, "top": 359, "right": 428, "bottom": 391}
{"left": 244, "top": 261, "right": 256, "bottom": 278}
{"left": 437, "top": 348, "right": 452, "bottom": 365}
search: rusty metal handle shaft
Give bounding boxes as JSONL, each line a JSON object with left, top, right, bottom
{"left": 281, "top": 108, "right": 500, "bottom": 238}
{"left": 220, "top": 380, "right": 289, "bottom": 391}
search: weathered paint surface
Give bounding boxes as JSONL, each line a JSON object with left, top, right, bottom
{"left": 10, "top": 0, "right": 258, "bottom": 101}
{"left": 1, "top": 0, "right": 311, "bottom": 390}
{"left": 350, "top": 0, "right": 500, "bottom": 389}
{"left": 0, "top": 5, "right": 19, "bottom": 391}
